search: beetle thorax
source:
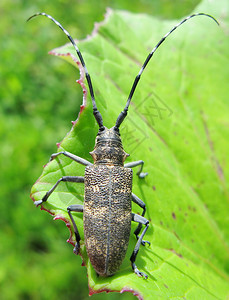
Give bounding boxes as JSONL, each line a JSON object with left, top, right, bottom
{"left": 90, "top": 127, "right": 129, "bottom": 166}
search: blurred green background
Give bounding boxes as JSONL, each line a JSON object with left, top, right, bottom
{"left": 0, "top": 0, "right": 203, "bottom": 299}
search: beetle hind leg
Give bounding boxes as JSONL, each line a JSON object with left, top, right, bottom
{"left": 131, "top": 213, "right": 150, "bottom": 279}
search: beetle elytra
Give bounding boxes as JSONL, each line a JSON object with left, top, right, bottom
{"left": 28, "top": 12, "right": 218, "bottom": 279}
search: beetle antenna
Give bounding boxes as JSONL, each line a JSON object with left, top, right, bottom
{"left": 114, "top": 13, "right": 219, "bottom": 130}
{"left": 27, "top": 13, "right": 105, "bottom": 130}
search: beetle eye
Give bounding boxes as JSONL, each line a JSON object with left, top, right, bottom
{"left": 99, "top": 126, "right": 105, "bottom": 132}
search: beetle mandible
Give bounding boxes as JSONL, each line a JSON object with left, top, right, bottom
{"left": 28, "top": 12, "right": 218, "bottom": 279}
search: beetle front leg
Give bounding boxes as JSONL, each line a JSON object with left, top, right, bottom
{"left": 67, "top": 204, "right": 83, "bottom": 255}
{"left": 124, "top": 160, "right": 148, "bottom": 178}
{"left": 131, "top": 213, "right": 150, "bottom": 279}
{"left": 34, "top": 176, "right": 84, "bottom": 206}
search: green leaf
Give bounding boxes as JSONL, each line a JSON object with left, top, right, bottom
{"left": 31, "top": 0, "right": 229, "bottom": 298}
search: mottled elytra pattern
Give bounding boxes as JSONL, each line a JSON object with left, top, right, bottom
{"left": 84, "top": 165, "right": 132, "bottom": 276}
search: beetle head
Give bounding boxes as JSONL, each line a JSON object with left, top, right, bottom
{"left": 90, "top": 127, "right": 129, "bottom": 166}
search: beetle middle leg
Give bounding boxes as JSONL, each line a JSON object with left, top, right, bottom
{"left": 124, "top": 160, "right": 148, "bottom": 178}
{"left": 34, "top": 176, "right": 84, "bottom": 206}
{"left": 132, "top": 193, "right": 150, "bottom": 246}
{"left": 131, "top": 213, "right": 149, "bottom": 278}
{"left": 34, "top": 174, "right": 85, "bottom": 254}
{"left": 67, "top": 204, "right": 83, "bottom": 255}
{"left": 34, "top": 151, "right": 91, "bottom": 207}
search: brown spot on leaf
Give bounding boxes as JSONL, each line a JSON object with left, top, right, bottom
{"left": 173, "top": 231, "right": 180, "bottom": 240}
{"left": 168, "top": 248, "right": 183, "bottom": 258}
{"left": 201, "top": 111, "right": 225, "bottom": 181}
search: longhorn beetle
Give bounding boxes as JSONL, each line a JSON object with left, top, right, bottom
{"left": 28, "top": 12, "right": 218, "bottom": 279}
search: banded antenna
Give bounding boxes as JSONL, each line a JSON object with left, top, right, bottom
{"left": 27, "top": 13, "right": 105, "bottom": 131}
{"left": 114, "top": 13, "right": 219, "bottom": 131}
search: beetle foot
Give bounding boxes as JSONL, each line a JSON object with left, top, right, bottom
{"left": 49, "top": 152, "right": 59, "bottom": 162}
{"left": 136, "top": 234, "right": 150, "bottom": 246}
{"left": 34, "top": 200, "right": 43, "bottom": 206}
{"left": 73, "top": 242, "right": 80, "bottom": 255}
{"left": 34, "top": 191, "right": 49, "bottom": 206}
{"left": 132, "top": 263, "right": 148, "bottom": 279}
{"left": 141, "top": 239, "right": 151, "bottom": 246}
{"left": 137, "top": 172, "right": 148, "bottom": 179}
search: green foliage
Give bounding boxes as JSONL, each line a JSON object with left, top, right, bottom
{"left": 1, "top": 0, "right": 228, "bottom": 299}
{"left": 31, "top": 0, "right": 229, "bottom": 298}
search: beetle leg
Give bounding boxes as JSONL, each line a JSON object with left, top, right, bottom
{"left": 124, "top": 160, "right": 148, "bottom": 178}
{"left": 132, "top": 193, "right": 150, "bottom": 245}
{"left": 34, "top": 176, "right": 84, "bottom": 206}
{"left": 67, "top": 204, "right": 83, "bottom": 255}
{"left": 49, "top": 151, "right": 93, "bottom": 166}
{"left": 131, "top": 213, "right": 150, "bottom": 279}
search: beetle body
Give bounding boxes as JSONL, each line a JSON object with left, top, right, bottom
{"left": 28, "top": 12, "right": 218, "bottom": 279}
{"left": 84, "top": 164, "right": 132, "bottom": 276}
{"left": 84, "top": 127, "right": 132, "bottom": 276}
